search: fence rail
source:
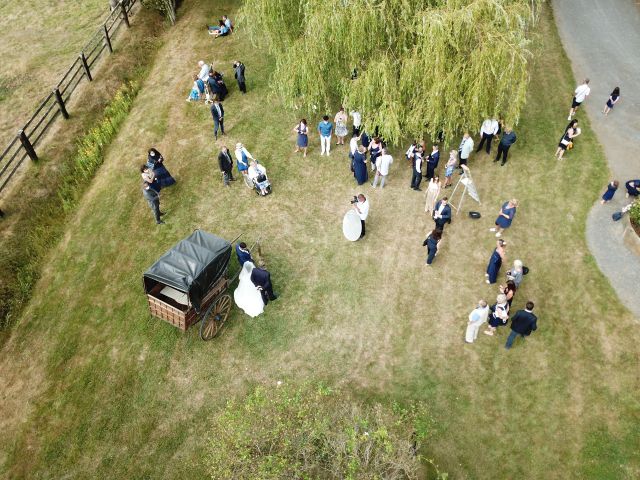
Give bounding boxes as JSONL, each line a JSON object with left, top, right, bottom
{"left": 0, "top": 0, "right": 138, "bottom": 200}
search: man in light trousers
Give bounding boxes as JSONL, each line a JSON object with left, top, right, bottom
{"left": 465, "top": 300, "right": 489, "bottom": 343}
{"left": 372, "top": 148, "right": 393, "bottom": 188}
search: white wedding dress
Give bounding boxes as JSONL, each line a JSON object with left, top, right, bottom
{"left": 233, "top": 262, "right": 264, "bottom": 317}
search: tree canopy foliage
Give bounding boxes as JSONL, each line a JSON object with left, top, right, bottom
{"left": 241, "top": 0, "right": 538, "bottom": 143}
{"left": 206, "top": 383, "right": 445, "bottom": 479}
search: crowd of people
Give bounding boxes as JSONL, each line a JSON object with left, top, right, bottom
{"left": 136, "top": 12, "right": 639, "bottom": 344}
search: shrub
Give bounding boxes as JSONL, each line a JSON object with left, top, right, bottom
{"left": 206, "top": 383, "right": 445, "bottom": 480}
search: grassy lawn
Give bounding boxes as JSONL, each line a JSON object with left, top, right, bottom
{"left": 0, "top": 0, "right": 112, "bottom": 147}
{"left": 1, "top": 1, "right": 639, "bottom": 478}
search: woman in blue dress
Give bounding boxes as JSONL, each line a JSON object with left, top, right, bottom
{"left": 484, "top": 293, "right": 510, "bottom": 336}
{"left": 601, "top": 180, "right": 619, "bottom": 204}
{"left": 146, "top": 148, "right": 176, "bottom": 189}
{"left": 602, "top": 87, "right": 620, "bottom": 115}
{"left": 353, "top": 145, "right": 368, "bottom": 186}
{"left": 490, "top": 199, "right": 518, "bottom": 237}
{"left": 485, "top": 239, "right": 506, "bottom": 284}
{"left": 368, "top": 137, "right": 382, "bottom": 172}
{"left": 293, "top": 119, "right": 309, "bottom": 157}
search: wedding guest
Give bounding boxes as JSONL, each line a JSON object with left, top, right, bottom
{"left": 490, "top": 199, "right": 518, "bottom": 237}
{"left": 197, "top": 60, "right": 210, "bottom": 82}
{"left": 506, "top": 259, "right": 525, "bottom": 288}
{"left": 494, "top": 126, "right": 517, "bottom": 166}
{"left": 505, "top": 301, "right": 537, "bottom": 349}
{"left": 318, "top": 115, "right": 333, "bottom": 156}
{"left": 293, "top": 119, "right": 309, "bottom": 157}
{"left": 425, "top": 144, "right": 440, "bottom": 179}
{"left": 601, "top": 180, "right": 619, "bottom": 204}
{"left": 458, "top": 132, "right": 474, "bottom": 171}
{"left": 568, "top": 78, "right": 590, "bottom": 120}
{"left": 423, "top": 227, "right": 443, "bottom": 265}
{"left": 234, "top": 143, "right": 254, "bottom": 178}
{"left": 486, "top": 239, "right": 506, "bottom": 284}
{"left": 233, "top": 60, "right": 246, "bottom": 94}
{"left": 555, "top": 119, "right": 581, "bottom": 160}
{"left": 218, "top": 145, "right": 234, "bottom": 186}
{"left": 210, "top": 98, "right": 225, "bottom": 140}
{"left": 334, "top": 107, "right": 348, "bottom": 145}
{"left": 465, "top": 300, "right": 489, "bottom": 343}
{"left": 443, "top": 150, "right": 457, "bottom": 188}
{"left": 372, "top": 148, "right": 393, "bottom": 188}
{"left": 353, "top": 145, "right": 368, "bottom": 186}
{"left": 350, "top": 110, "right": 362, "bottom": 136}
{"left": 484, "top": 293, "right": 509, "bottom": 336}
{"left": 602, "top": 87, "right": 620, "bottom": 116}
{"left": 476, "top": 118, "right": 499, "bottom": 154}
{"left": 499, "top": 280, "right": 517, "bottom": 308}
{"left": 410, "top": 145, "right": 424, "bottom": 191}
{"left": 424, "top": 176, "right": 441, "bottom": 215}
{"left": 142, "top": 182, "right": 164, "bottom": 225}
{"left": 187, "top": 74, "right": 203, "bottom": 102}
{"left": 433, "top": 197, "right": 452, "bottom": 230}
{"left": 368, "top": 136, "right": 383, "bottom": 172}
{"left": 141, "top": 165, "right": 159, "bottom": 192}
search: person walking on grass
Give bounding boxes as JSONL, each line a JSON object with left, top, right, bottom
{"left": 218, "top": 145, "right": 234, "bottom": 186}
{"left": 484, "top": 293, "right": 509, "bottom": 336}
{"left": 602, "top": 87, "right": 620, "bottom": 116}
{"left": 486, "top": 239, "right": 506, "bottom": 284}
{"left": 210, "top": 98, "right": 225, "bottom": 140}
{"left": 568, "top": 78, "right": 590, "bottom": 120}
{"left": 318, "top": 115, "right": 333, "bottom": 156}
{"left": 372, "top": 148, "right": 393, "bottom": 188}
{"left": 423, "top": 227, "right": 443, "bottom": 266}
{"left": 555, "top": 119, "right": 581, "bottom": 160}
{"left": 233, "top": 60, "right": 246, "bottom": 94}
{"left": 442, "top": 150, "right": 457, "bottom": 188}
{"left": 477, "top": 118, "right": 500, "bottom": 155}
{"left": 490, "top": 199, "right": 518, "bottom": 237}
{"left": 465, "top": 300, "right": 489, "bottom": 343}
{"left": 142, "top": 182, "right": 164, "bottom": 225}
{"left": 601, "top": 180, "right": 619, "bottom": 204}
{"left": 458, "top": 132, "right": 474, "bottom": 172}
{"left": 334, "top": 107, "right": 348, "bottom": 146}
{"left": 293, "top": 119, "right": 309, "bottom": 157}
{"left": 494, "top": 126, "right": 516, "bottom": 166}
{"left": 505, "top": 301, "right": 537, "bottom": 349}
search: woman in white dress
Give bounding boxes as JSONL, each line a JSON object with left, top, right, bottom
{"left": 424, "top": 176, "right": 441, "bottom": 215}
{"left": 233, "top": 261, "right": 264, "bottom": 317}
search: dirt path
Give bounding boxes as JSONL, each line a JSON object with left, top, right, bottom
{"left": 552, "top": 0, "right": 640, "bottom": 318}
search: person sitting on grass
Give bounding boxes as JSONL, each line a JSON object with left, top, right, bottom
{"left": 187, "top": 74, "right": 204, "bottom": 102}
{"left": 209, "top": 17, "right": 232, "bottom": 37}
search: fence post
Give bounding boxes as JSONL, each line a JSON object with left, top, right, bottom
{"left": 53, "top": 89, "right": 70, "bottom": 119}
{"left": 120, "top": 1, "right": 130, "bottom": 28}
{"left": 18, "top": 130, "right": 38, "bottom": 162}
{"left": 103, "top": 24, "right": 113, "bottom": 53}
{"left": 79, "top": 52, "right": 93, "bottom": 81}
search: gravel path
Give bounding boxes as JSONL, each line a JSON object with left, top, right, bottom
{"left": 552, "top": 0, "right": 640, "bottom": 318}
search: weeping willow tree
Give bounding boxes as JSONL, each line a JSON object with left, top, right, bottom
{"left": 240, "top": 0, "right": 538, "bottom": 144}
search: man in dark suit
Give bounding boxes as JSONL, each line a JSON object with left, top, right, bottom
{"left": 141, "top": 182, "right": 164, "bottom": 225}
{"left": 233, "top": 60, "right": 246, "bottom": 94}
{"left": 410, "top": 146, "right": 424, "bottom": 191}
{"left": 218, "top": 145, "right": 234, "bottom": 185}
{"left": 250, "top": 266, "right": 278, "bottom": 305}
{"left": 433, "top": 197, "right": 452, "bottom": 230}
{"left": 425, "top": 144, "right": 440, "bottom": 180}
{"left": 235, "top": 242, "right": 253, "bottom": 266}
{"left": 505, "top": 301, "right": 537, "bottom": 349}
{"left": 206, "top": 71, "right": 225, "bottom": 101}
{"left": 210, "top": 99, "right": 225, "bottom": 140}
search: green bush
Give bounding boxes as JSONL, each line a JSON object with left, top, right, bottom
{"left": 630, "top": 200, "right": 640, "bottom": 227}
{"left": 206, "top": 383, "right": 445, "bottom": 480}
{"left": 58, "top": 81, "right": 139, "bottom": 212}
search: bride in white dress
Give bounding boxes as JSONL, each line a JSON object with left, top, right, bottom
{"left": 233, "top": 261, "right": 264, "bottom": 317}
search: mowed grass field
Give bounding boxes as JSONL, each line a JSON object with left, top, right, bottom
{"left": 0, "top": 0, "right": 110, "bottom": 147}
{"left": 1, "top": 1, "right": 639, "bottom": 478}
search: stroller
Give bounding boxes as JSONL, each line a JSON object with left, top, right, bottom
{"left": 246, "top": 160, "right": 272, "bottom": 196}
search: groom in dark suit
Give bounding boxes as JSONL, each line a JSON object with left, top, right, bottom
{"left": 433, "top": 197, "right": 452, "bottom": 230}
{"left": 250, "top": 266, "right": 278, "bottom": 305}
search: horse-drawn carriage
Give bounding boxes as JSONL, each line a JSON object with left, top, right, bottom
{"left": 143, "top": 230, "right": 242, "bottom": 340}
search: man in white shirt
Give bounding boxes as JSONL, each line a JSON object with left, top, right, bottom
{"left": 568, "top": 78, "right": 590, "bottom": 120}
{"left": 197, "top": 60, "right": 210, "bottom": 82}
{"left": 349, "top": 111, "right": 362, "bottom": 136}
{"left": 352, "top": 193, "right": 369, "bottom": 239}
{"left": 372, "top": 148, "right": 393, "bottom": 188}
{"left": 476, "top": 118, "right": 499, "bottom": 155}
{"left": 458, "top": 132, "right": 474, "bottom": 172}
{"left": 465, "top": 300, "right": 489, "bottom": 343}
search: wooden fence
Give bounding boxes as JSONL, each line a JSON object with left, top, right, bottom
{"left": 0, "top": 0, "right": 138, "bottom": 203}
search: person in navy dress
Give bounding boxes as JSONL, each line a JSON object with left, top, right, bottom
{"left": 484, "top": 293, "right": 510, "bottom": 336}
{"left": 486, "top": 239, "right": 506, "bottom": 284}
{"left": 353, "top": 145, "right": 368, "bottom": 186}
{"left": 600, "top": 181, "right": 619, "bottom": 204}
{"left": 293, "top": 119, "right": 309, "bottom": 157}
{"left": 490, "top": 199, "right": 518, "bottom": 237}
{"left": 602, "top": 87, "right": 620, "bottom": 116}
{"left": 146, "top": 148, "right": 175, "bottom": 188}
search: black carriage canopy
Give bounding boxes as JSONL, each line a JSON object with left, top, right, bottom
{"left": 143, "top": 230, "right": 232, "bottom": 312}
